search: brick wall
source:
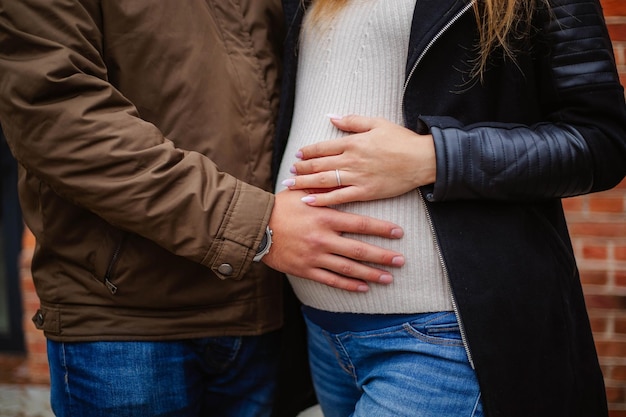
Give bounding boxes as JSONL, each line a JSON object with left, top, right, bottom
{"left": 20, "top": 230, "right": 48, "bottom": 384}
{"left": 13, "top": 0, "right": 626, "bottom": 413}
{"left": 574, "top": 177, "right": 626, "bottom": 416}
{"left": 569, "top": 1, "right": 626, "bottom": 415}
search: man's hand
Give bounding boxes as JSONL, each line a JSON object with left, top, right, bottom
{"left": 262, "top": 190, "right": 405, "bottom": 292}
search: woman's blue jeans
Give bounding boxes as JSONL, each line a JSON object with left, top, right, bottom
{"left": 305, "top": 311, "right": 484, "bottom": 417}
{"left": 47, "top": 331, "right": 281, "bottom": 417}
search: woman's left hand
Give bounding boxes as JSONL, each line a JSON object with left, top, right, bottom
{"left": 282, "top": 114, "right": 437, "bottom": 206}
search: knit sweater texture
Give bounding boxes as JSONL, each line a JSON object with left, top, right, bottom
{"left": 276, "top": 0, "right": 453, "bottom": 314}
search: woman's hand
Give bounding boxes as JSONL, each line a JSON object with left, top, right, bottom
{"left": 282, "top": 114, "right": 436, "bottom": 206}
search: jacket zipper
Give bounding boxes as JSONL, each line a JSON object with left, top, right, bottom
{"left": 104, "top": 240, "right": 124, "bottom": 295}
{"left": 403, "top": 1, "right": 476, "bottom": 369}
{"left": 421, "top": 187, "right": 475, "bottom": 369}
{"left": 401, "top": 1, "right": 475, "bottom": 114}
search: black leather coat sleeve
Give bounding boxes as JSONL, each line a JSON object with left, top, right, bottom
{"left": 421, "top": 0, "right": 626, "bottom": 202}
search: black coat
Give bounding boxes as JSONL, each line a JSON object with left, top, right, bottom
{"left": 275, "top": 0, "right": 626, "bottom": 416}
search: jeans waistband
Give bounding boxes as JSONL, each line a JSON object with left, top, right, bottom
{"left": 301, "top": 305, "right": 451, "bottom": 334}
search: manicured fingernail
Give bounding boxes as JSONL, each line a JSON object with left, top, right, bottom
{"left": 326, "top": 113, "right": 343, "bottom": 120}
{"left": 301, "top": 196, "right": 316, "bottom": 204}
{"left": 391, "top": 256, "right": 405, "bottom": 267}
{"left": 357, "top": 284, "right": 369, "bottom": 292}
{"left": 290, "top": 165, "right": 297, "bottom": 174}
{"left": 282, "top": 178, "right": 295, "bottom": 187}
{"left": 379, "top": 274, "right": 393, "bottom": 284}
{"left": 295, "top": 151, "right": 303, "bottom": 159}
{"left": 390, "top": 228, "right": 404, "bottom": 238}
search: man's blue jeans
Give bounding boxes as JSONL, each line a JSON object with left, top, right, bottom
{"left": 47, "top": 331, "right": 281, "bottom": 417}
{"left": 305, "top": 311, "right": 483, "bottom": 417}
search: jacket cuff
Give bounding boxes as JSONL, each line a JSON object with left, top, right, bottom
{"left": 203, "top": 180, "right": 274, "bottom": 280}
{"left": 417, "top": 115, "right": 463, "bottom": 202}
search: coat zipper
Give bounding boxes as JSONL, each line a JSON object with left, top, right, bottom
{"left": 421, "top": 187, "right": 475, "bottom": 369}
{"left": 403, "top": 1, "right": 476, "bottom": 369}
{"left": 401, "top": 1, "right": 475, "bottom": 115}
{"left": 104, "top": 239, "right": 124, "bottom": 295}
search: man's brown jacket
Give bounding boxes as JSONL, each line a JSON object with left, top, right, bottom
{"left": 0, "top": 0, "right": 284, "bottom": 341}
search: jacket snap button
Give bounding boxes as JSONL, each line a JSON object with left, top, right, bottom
{"left": 218, "top": 263, "right": 234, "bottom": 276}
{"left": 33, "top": 310, "right": 44, "bottom": 326}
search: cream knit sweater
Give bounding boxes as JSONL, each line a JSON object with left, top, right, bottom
{"left": 276, "top": 0, "right": 453, "bottom": 314}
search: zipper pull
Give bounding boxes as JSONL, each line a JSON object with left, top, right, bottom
{"left": 105, "top": 279, "right": 118, "bottom": 294}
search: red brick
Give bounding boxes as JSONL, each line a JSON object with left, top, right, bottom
{"left": 611, "top": 366, "right": 626, "bottom": 382}
{"left": 27, "top": 338, "right": 47, "bottom": 355}
{"left": 615, "top": 44, "right": 626, "bottom": 66}
{"left": 609, "top": 24, "right": 626, "bottom": 42}
{"left": 20, "top": 278, "right": 35, "bottom": 292}
{"left": 27, "top": 361, "right": 50, "bottom": 384}
{"left": 21, "top": 229, "right": 35, "bottom": 248}
{"left": 601, "top": 0, "right": 626, "bottom": 17}
{"left": 589, "top": 195, "right": 625, "bottom": 213}
{"left": 615, "top": 317, "right": 626, "bottom": 335}
{"left": 568, "top": 222, "right": 626, "bottom": 238}
{"left": 585, "top": 294, "right": 626, "bottom": 310}
{"left": 617, "top": 271, "right": 626, "bottom": 287}
{"left": 606, "top": 385, "right": 626, "bottom": 403}
{"left": 581, "top": 270, "right": 610, "bottom": 286}
{"left": 583, "top": 244, "right": 609, "bottom": 260}
{"left": 590, "top": 315, "right": 610, "bottom": 333}
{"left": 616, "top": 246, "right": 626, "bottom": 261}
{"left": 614, "top": 178, "right": 626, "bottom": 190}
{"left": 562, "top": 196, "right": 584, "bottom": 213}
{"left": 595, "top": 338, "right": 626, "bottom": 357}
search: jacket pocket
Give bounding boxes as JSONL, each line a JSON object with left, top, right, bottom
{"left": 102, "top": 233, "right": 128, "bottom": 294}
{"left": 90, "top": 226, "right": 128, "bottom": 295}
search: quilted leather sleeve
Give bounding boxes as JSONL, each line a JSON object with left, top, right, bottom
{"left": 425, "top": 0, "right": 626, "bottom": 202}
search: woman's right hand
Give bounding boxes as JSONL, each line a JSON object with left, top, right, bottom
{"left": 281, "top": 114, "right": 437, "bottom": 206}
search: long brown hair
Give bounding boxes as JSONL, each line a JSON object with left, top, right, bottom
{"left": 308, "top": 0, "right": 541, "bottom": 78}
